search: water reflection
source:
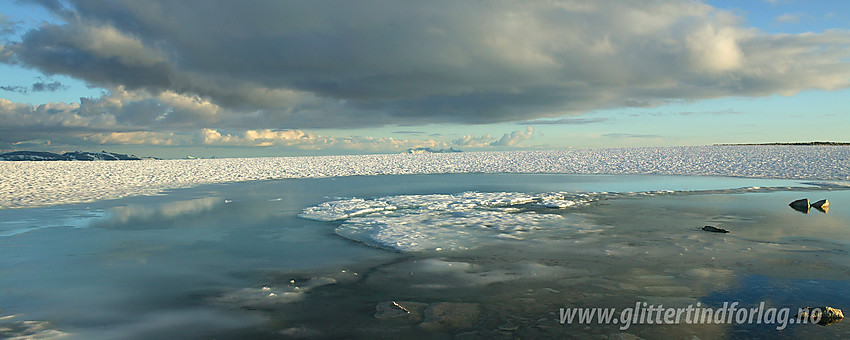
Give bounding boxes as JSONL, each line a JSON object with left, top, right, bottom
{"left": 789, "top": 198, "right": 830, "bottom": 214}
{"left": 2, "top": 175, "right": 849, "bottom": 339}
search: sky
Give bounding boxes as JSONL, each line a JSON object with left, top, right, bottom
{"left": 0, "top": 0, "right": 848, "bottom": 158}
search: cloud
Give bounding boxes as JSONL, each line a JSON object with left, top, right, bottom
{"left": 0, "top": 14, "right": 20, "bottom": 37}
{"left": 453, "top": 134, "right": 495, "bottom": 148}
{"left": 453, "top": 127, "right": 536, "bottom": 147}
{"left": 31, "top": 80, "right": 68, "bottom": 92}
{"left": 517, "top": 117, "right": 608, "bottom": 125}
{"left": 1, "top": 85, "right": 28, "bottom": 93}
{"left": 1, "top": 80, "right": 69, "bottom": 93}
{"left": 603, "top": 133, "right": 662, "bottom": 139}
{"left": 0, "top": 0, "right": 845, "bottom": 131}
{"left": 491, "top": 127, "right": 535, "bottom": 147}
{"left": 83, "top": 131, "right": 179, "bottom": 145}
{"left": 0, "top": 94, "right": 538, "bottom": 152}
{"left": 199, "top": 128, "right": 331, "bottom": 147}
{"left": 774, "top": 14, "right": 800, "bottom": 24}
{"left": 678, "top": 109, "right": 740, "bottom": 116}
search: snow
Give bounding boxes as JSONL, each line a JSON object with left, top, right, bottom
{"left": 2, "top": 145, "right": 849, "bottom": 208}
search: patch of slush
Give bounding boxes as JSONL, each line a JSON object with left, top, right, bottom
{"left": 3, "top": 145, "right": 850, "bottom": 208}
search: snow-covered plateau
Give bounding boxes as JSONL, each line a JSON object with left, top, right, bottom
{"left": 2, "top": 145, "right": 849, "bottom": 208}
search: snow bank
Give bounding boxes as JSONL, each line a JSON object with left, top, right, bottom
{"left": 2, "top": 145, "right": 849, "bottom": 208}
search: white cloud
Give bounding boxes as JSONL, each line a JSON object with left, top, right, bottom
{"left": 491, "top": 127, "right": 535, "bottom": 147}
{"left": 83, "top": 131, "right": 179, "bottom": 145}
{"left": 686, "top": 23, "right": 744, "bottom": 73}
{"left": 452, "top": 127, "right": 536, "bottom": 148}
{"left": 453, "top": 134, "right": 495, "bottom": 148}
{"left": 200, "top": 128, "right": 330, "bottom": 147}
{"left": 774, "top": 14, "right": 800, "bottom": 24}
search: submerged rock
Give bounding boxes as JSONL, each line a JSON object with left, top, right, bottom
{"left": 420, "top": 302, "right": 480, "bottom": 331}
{"left": 701, "top": 226, "right": 729, "bottom": 233}
{"left": 796, "top": 306, "right": 844, "bottom": 325}
{"left": 812, "top": 199, "right": 829, "bottom": 213}
{"left": 375, "top": 301, "right": 427, "bottom": 321}
{"left": 789, "top": 199, "right": 811, "bottom": 213}
{"left": 497, "top": 321, "right": 519, "bottom": 331}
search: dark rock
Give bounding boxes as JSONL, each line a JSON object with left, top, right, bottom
{"left": 811, "top": 199, "right": 829, "bottom": 213}
{"left": 375, "top": 301, "right": 427, "bottom": 321}
{"left": 702, "top": 226, "right": 729, "bottom": 233}
{"left": 796, "top": 306, "right": 844, "bottom": 326}
{"left": 789, "top": 199, "right": 810, "bottom": 214}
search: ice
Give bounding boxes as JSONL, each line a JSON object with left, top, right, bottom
{"left": 301, "top": 191, "right": 600, "bottom": 252}
{"left": 297, "top": 198, "right": 397, "bottom": 221}
{"left": 2, "top": 145, "right": 850, "bottom": 208}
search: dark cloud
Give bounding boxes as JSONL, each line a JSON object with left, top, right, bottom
{"left": 1, "top": 0, "right": 849, "bottom": 135}
{"left": 31, "top": 80, "right": 69, "bottom": 92}
{"left": 1, "top": 85, "right": 28, "bottom": 93}
{"left": 1, "top": 80, "right": 69, "bottom": 94}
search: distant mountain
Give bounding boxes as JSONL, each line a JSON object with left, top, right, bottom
{"left": 404, "top": 147, "right": 463, "bottom": 154}
{"left": 0, "top": 150, "right": 156, "bottom": 161}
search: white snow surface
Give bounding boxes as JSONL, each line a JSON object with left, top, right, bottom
{"left": 300, "top": 191, "right": 604, "bottom": 252}
{"left": 2, "top": 146, "right": 849, "bottom": 208}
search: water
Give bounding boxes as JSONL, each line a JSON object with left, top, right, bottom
{"left": 1, "top": 174, "right": 849, "bottom": 339}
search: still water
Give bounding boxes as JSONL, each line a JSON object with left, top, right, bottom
{"left": 1, "top": 174, "right": 849, "bottom": 339}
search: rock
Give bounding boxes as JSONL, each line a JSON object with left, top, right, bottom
{"left": 375, "top": 301, "right": 427, "bottom": 321}
{"left": 796, "top": 306, "right": 844, "bottom": 325}
{"left": 789, "top": 198, "right": 810, "bottom": 213}
{"left": 419, "top": 302, "right": 480, "bottom": 331}
{"left": 701, "top": 226, "right": 729, "bottom": 233}
{"left": 497, "top": 321, "right": 519, "bottom": 331}
{"left": 812, "top": 199, "right": 829, "bottom": 213}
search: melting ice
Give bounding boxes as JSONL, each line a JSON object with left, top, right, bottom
{"left": 299, "top": 191, "right": 607, "bottom": 252}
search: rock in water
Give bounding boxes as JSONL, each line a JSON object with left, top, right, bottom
{"left": 701, "top": 226, "right": 729, "bottom": 233}
{"left": 375, "top": 301, "right": 427, "bottom": 321}
{"left": 789, "top": 199, "right": 810, "bottom": 214}
{"left": 812, "top": 199, "right": 829, "bottom": 213}
{"left": 419, "top": 302, "right": 480, "bottom": 331}
{"left": 796, "top": 306, "right": 844, "bottom": 325}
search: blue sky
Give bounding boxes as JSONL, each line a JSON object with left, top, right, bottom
{"left": 1, "top": 0, "right": 848, "bottom": 158}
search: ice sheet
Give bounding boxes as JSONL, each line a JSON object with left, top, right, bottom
{"left": 2, "top": 145, "right": 849, "bottom": 208}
